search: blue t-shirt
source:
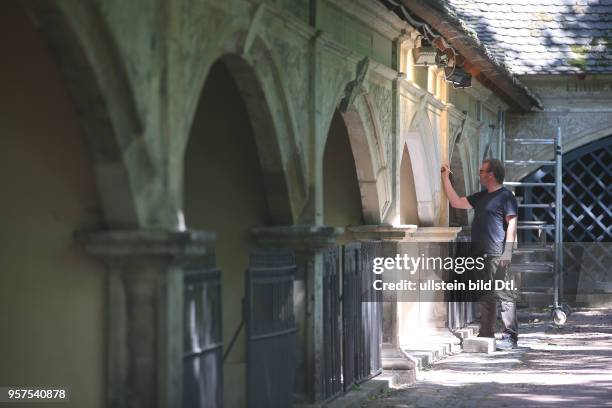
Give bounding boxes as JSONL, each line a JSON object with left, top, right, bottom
{"left": 467, "top": 187, "right": 518, "bottom": 256}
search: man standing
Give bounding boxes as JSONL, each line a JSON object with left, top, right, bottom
{"left": 441, "top": 159, "right": 519, "bottom": 350}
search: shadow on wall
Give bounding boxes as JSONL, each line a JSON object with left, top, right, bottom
{"left": 0, "top": 2, "right": 106, "bottom": 407}
{"left": 449, "top": 143, "right": 469, "bottom": 226}
{"left": 323, "top": 110, "right": 364, "bottom": 241}
{"left": 400, "top": 145, "right": 419, "bottom": 225}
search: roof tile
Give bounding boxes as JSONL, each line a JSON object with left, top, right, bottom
{"left": 442, "top": 0, "right": 612, "bottom": 74}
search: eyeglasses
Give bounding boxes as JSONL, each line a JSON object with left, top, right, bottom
{"left": 479, "top": 169, "right": 491, "bottom": 174}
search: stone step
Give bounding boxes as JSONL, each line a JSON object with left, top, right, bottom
{"left": 377, "top": 370, "right": 415, "bottom": 388}
{"left": 510, "top": 262, "right": 554, "bottom": 273}
{"left": 514, "top": 245, "right": 554, "bottom": 254}
{"left": 401, "top": 331, "right": 463, "bottom": 379}
{"left": 462, "top": 337, "right": 496, "bottom": 353}
{"left": 453, "top": 326, "right": 475, "bottom": 340}
{"left": 380, "top": 343, "right": 417, "bottom": 388}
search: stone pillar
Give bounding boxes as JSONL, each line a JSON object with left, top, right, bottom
{"left": 398, "top": 227, "right": 461, "bottom": 345}
{"left": 347, "top": 224, "right": 418, "bottom": 381}
{"left": 77, "top": 229, "right": 215, "bottom": 408}
{"left": 250, "top": 225, "right": 342, "bottom": 405}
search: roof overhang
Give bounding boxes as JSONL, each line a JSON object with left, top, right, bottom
{"left": 401, "top": 0, "right": 542, "bottom": 112}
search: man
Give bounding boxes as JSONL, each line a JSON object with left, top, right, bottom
{"left": 441, "top": 159, "right": 519, "bottom": 350}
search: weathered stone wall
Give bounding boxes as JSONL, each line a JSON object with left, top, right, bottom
{"left": 24, "top": 0, "right": 510, "bottom": 233}
{"left": 507, "top": 75, "right": 612, "bottom": 182}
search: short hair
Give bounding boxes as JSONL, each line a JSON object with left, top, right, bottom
{"left": 483, "top": 158, "right": 505, "bottom": 184}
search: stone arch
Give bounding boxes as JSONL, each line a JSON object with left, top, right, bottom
{"left": 564, "top": 126, "right": 612, "bottom": 154}
{"left": 512, "top": 127, "right": 612, "bottom": 182}
{"left": 0, "top": 3, "right": 115, "bottom": 406}
{"left": 25, "top": 0, "right": 146, "bottom": 228}
{"left": 182, "top": 58, "right": 286, "bottom": 407}
{"left": 403, "top": 104, "right": 442, "bottom": 226}
{"left": 180, "top": 38, "right": 306, "bottom": 225}
{"left": 335, "top": 93, "right": 391, "bottom": 224}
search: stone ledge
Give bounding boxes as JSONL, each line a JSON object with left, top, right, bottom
{"left": 347, "top": 224, "right": 416, "bottom": 241}
{"left": 251, "top": 225, "right": 343, "bottom": 251}
{"left": 404, "top": 226, "right": 463, "bottom": 242}
{"left": 75, "top": 228, "right": 216, "bottom": 258}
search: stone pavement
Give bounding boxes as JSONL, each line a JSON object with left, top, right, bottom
{"left": 363, "top": 308, "right": 612, "bottom": 408}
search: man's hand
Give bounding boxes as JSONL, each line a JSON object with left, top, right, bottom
{"left": 441, "top": 164, "right": 451, "bottom": 179}
{"left": 499, "top": 252, "right": 512, "bottom": 267}
{"left": 441, "top": 163, "right": 472, "bottom": 209}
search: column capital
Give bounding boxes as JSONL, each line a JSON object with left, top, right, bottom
{"left": 250, "top": 225, "right": 343, "bottom": 253}
{"left": 404, "top": 226, "right": 462, "bottom": 242}
{"left": 75, "top": 229, "right": 215, "bottom": 262}
{"left": 347, "top": 224, "right": 417, "bottom": 241}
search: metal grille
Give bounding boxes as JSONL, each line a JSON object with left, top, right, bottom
{"left": 519, "top": 135, "right": 611, "bottom": 243}
{"left": 447, "top": 231, "right": 476, "bottom": 329}
{"left": 342, "top": 242, "right": 383, "bottom": 391}
{"left": 360, "top": 242, "right": 383, "bottom": 377}
{"left": 322, "top": 246, "right": 342, "bottom": 400}
{"left": 183, "top": 268, "right": 223, "bottom": 408}
{"left": 246, "top": 249, "right": 297, "bottom": 408}
{"left": 518, "top": 136, "right": 611, "bottom": 299}
{"left": 342, "top": 243, "right": 360, "bottom": 392}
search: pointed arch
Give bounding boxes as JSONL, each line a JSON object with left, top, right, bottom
{"left": 181, "top": 38, "right": 307, "bottom": 224}
{"left": 403, "top": 103, "right": 442, "bottom": 226}
{"left": 25, "top": 0, "right": 146, "bottom": 227}
{"left": 336, "top": 92, "right": 391, "bottom": 224}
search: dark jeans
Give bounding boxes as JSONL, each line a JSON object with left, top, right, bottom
{"left": 479, "top": 293, "right": 518, "bottom": 341}
{"left": 478, "top": 256, "right": 519, "bottom": 341}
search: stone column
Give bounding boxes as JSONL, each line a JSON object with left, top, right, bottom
{"left": 250, "top": 225, "right": 342, "bottom": 405}
{"left": 77, "top": 229, "right": 215, "bottom": 408}
{"left": 398, "top": 227, "right": 462, "bottom": 346}
{"left": 347, "top": 224, "right": 418, "bottom": 383}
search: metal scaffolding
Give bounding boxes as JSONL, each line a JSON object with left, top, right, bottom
{"left": 503, "top": 127, "right": 569, "bottom": 325}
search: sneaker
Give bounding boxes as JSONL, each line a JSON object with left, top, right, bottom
{"left": 496, "top": 336, "right": 518, "bottom": 350}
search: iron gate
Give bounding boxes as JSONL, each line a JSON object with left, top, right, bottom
{"left": 342, "top": 242, "right": 383, "bottom": 391}
{"left": 322, "top": 246, "right": 342, "bottom": 400}
{"left": 447, "top": 231, "right": 475, "bottom": 329}
{"left": 183, "top": 268, "right": 223, "bottom": 408}
{"left": 246, "top": 249, "right": 297, "bottom": 408}
{"left": 519, "top": 135, "right": 611, "bottom": 243}
{"left": 360, "top": 242, "right": 383, "bottom": 378}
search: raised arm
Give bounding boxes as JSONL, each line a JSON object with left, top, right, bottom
{"left": 441, "top": 164, "right": 472, "bottom": 210}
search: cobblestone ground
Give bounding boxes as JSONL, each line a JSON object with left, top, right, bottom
{"left": 364, "top": 308, "right": 612, "bottom": 408}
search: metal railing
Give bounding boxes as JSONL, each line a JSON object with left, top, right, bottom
{"left": 183, "top": 268, "right": 223, "bottom": 408}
